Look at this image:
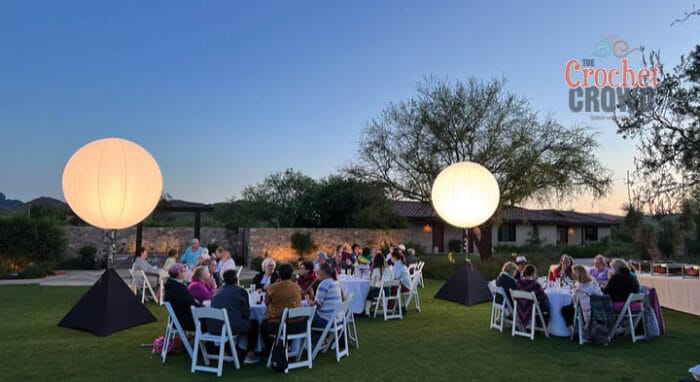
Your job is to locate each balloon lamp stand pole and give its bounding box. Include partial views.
[108,230,116,269]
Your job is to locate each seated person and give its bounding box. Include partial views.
[405,248,418,265]
[548,254,574,283]
[261,263,304,354]
[162,248,179,275]
[391,250,412,293]
[495,261,518,307]
[603,258,640,311]
[589,254,610,285]
[164,264,202,332]
[215,248,236,287]
[131,247,160,291]
[514,256,527,280]
[561,265,602,339]
[180,238,204,269]
[306,262,342,329]
[252,258,280,291]
[340,243,357,274]
[296,261,317,295]
[516,265,550,324]
[364,253,392,315]
[187,266,216,303]
[207,270,261,364]
[207,258,220,288]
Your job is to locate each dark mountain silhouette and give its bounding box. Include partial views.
[0,193,23,208]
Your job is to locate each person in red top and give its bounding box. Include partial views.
[549,254,574,282]
[296,261,317,294]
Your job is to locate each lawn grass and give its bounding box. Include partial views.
[1,280,699,381]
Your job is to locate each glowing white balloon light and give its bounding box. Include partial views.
[62,138,163,230]
[431,161,500,228]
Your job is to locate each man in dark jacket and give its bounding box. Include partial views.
[208,270,261,364]
[163,264,202,331]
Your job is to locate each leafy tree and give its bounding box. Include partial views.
[215,170,406,229]
[347,77,612,259]
[240,169,319,227]
[290,231,317,260]
[616,46,700,214]
[28,204,66,223]
[313,176,407,229]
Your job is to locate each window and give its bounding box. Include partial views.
[583,226,598,242]
[497,224,516,242]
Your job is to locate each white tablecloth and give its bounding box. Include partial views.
[545,289,573,336]
[637,273,700,316]
[338,276,371,314]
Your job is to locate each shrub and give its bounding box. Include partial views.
[447,239,464,253]
[250,254,266,273]
[420,253,462,280]
[55,256,83,270]
[17,263,54,279]
[0,216,66,262]
[290,231,317,260]
[79,245,97,270]
[404,240,427,258]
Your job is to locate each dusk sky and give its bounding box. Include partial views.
[1,1,697,214]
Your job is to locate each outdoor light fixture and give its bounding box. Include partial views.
[62,137,163,231]
[62,137,163,267]
[568,227,575,236]
[431,161,500,229]
[423,224,432,233]
[58,137,160,336]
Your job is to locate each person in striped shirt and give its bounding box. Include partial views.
[306,262,342,328]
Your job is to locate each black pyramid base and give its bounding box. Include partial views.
[434,260,492,306]
[58,268,157,336]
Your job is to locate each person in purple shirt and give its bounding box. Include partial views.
[589,255,610,285]
[188,266,216,302]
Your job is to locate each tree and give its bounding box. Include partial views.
[347,77,612,259]
[313,176,407,229]
[215,170,406,229]
[616,46,700,213]
[240,169,319,227]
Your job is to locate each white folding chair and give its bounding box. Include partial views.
[572,301,586,345]
[162,301,194,363]
[266,306,316,373]
[416,261,425,288]
[608,292,647,343]
[510,289,549,340]
[487,284,513,332]
[344,293,359,348]
[373,280,403,321]
[130,268,159,304]
[190,306,240,377]
[312,300,351,362]
[402,274,421,313]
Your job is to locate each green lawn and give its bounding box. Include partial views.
[1,281,698,382]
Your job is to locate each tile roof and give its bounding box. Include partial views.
[393,201,621,226]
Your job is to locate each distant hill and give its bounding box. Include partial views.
[0,194,217,219]
[0,192,23,208]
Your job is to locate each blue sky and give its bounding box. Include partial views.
[1,0,697,214]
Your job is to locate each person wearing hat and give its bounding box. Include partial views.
[181,238,204,269]
[515,256,528,280]
[164,264,202,331]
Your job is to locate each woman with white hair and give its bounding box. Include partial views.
[252,257,279,291]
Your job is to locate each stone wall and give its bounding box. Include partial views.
[65,226,240,259]
[242,227,431,265]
